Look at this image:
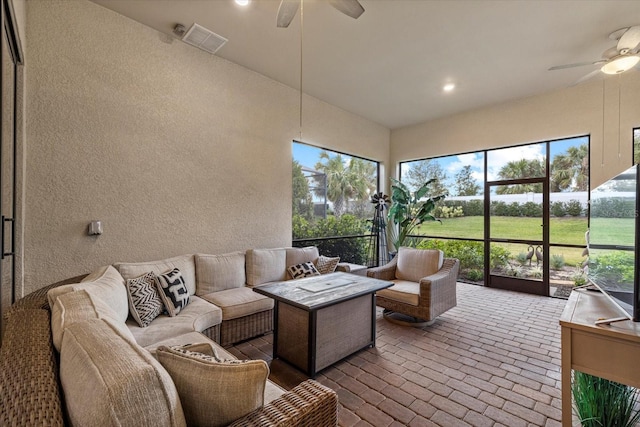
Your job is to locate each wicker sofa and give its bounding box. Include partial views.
[0,246,340,426]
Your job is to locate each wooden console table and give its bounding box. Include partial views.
[560,289,640,426]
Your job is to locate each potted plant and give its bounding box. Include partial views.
[387,178,446,251]
[572,371,640,427]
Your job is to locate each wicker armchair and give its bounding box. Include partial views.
[367,247,460,326]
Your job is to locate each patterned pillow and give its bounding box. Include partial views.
[287,262,321,279]
[155,268,190,317]
[125,272,164,327]
[156,344,268,427]
[315,255,340,275]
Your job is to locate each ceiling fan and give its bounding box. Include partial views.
[549,25,640,83]
[276,0,364,28]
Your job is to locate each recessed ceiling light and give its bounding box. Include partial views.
[443,83,456,92]
[235,0,250,6]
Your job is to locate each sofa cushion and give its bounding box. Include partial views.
[60,319,186,427]
[200,288,274,321]
[376,280,420,306]
[245,248,286,287]
[51,289,133,352]
[157,343,268,427]
[126,271,165,327]
[395,247,444,283]
[155,268,190,317]
[116,254,197,296]
[315,255,341,275]
[287,262,321,279]
[126,296,222,347]
[195,252,246,295]
[285,246,319,279]
[47,265,129,322]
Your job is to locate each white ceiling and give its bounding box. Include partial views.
[90,0,640,129]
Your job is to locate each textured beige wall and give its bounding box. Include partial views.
[23,0,389,292]
[391,73,640,188]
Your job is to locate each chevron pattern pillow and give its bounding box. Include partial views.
[287,262,321,279]
[155,268,190,317]
[125,271,164,327]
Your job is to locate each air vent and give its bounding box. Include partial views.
[181,23,228,55]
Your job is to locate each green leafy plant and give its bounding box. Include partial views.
[388,178,446,251]
[573,371,640,427]
[550,254,565,270]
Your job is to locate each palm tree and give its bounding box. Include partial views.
[313,152,376,217]
[496,158,545,194]
[551,144,588,192]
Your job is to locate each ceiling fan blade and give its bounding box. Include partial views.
[277,0,300,28]
[601,46,619,60]
[617,25,640,51]
[328,0,365,20]
[548,61,600,71]
[572,69,602,86]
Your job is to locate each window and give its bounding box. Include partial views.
[398,135,589,296]
[292,142,379,264]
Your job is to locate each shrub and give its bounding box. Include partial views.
[417,239,484,271]
[551,201,566,217]
[463,199,484,216]
[437,205,464,219]
[590,197,636,218]
[465,269,484,282]
[491,201,508,216]
[516,252,529,266]
[589,251,635,284]
[520,202,542,217]
[292,214,369,264]
[490,245,511,269]
[566,200,584,217]
[529,266,543,279]
[550,254,565,270]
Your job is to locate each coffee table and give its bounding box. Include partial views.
[253,272,392,377]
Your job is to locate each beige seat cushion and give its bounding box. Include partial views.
[60,318,186,427]
[51,289,133,352]
[285,246,319,279]
[47,265,129,322]
[126,296,222,347]
[157,343,268,427]
[116,254,197,296]
[201,287,274,320]
[395,247,444,282]
[195,252,246,295]
[376,280,420,306]
[245,248,286,287]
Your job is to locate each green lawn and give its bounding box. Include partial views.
[416,216,588,244]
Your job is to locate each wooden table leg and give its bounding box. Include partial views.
[561,324,572,426]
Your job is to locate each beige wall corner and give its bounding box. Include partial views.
[23,0,389,293]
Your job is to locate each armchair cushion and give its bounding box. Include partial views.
[395,247,443,282]
[376,280,419,306]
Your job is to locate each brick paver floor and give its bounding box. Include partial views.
[228,282,568,427]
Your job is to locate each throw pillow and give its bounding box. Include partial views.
[126,272,164,327]
[315,255,340,275]
[156,343,268,427]
[155,268,190,317]
[287,262,321,279]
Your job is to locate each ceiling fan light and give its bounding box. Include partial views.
[601,55,640,75]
